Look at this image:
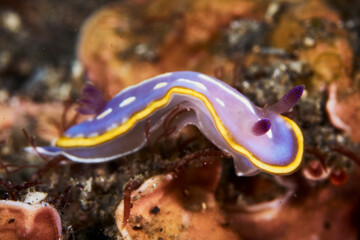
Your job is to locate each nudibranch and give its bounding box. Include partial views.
[32,71,304,176]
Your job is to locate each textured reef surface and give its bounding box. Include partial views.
[0,0,360,239]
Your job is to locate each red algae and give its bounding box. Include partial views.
[0,98,87,142]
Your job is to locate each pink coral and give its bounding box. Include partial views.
[115,156,240,240]
[0,200,62,240]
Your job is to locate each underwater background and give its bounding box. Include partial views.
[0,0,360,239]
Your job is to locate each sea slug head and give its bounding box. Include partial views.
[250,85,305,136]
[232,85,305,176]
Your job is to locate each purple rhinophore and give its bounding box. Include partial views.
[268,85,305,114]
[76,84,107,115]
[252,118,271,136]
